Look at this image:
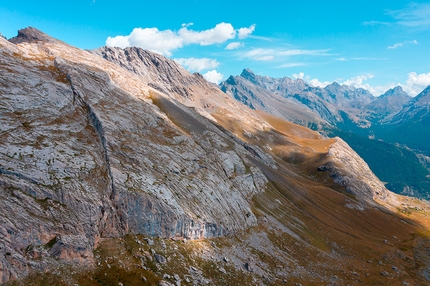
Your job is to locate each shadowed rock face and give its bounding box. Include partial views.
[1,28,430,284]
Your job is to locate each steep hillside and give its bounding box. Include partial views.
[2,28,430,285]
[377,86,430,156]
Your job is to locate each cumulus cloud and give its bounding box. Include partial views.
[238,24,256,39]
[309,78,332,88]
[174,58,219,72]
[340,74,400,96]
[402,72,430,96]
[292,72,306,79]
[106,22,255,56]
[387,40,418,49]
[106,28,183,56]
[225,42,244,50]
[342,74,374,86]
[203,70,224,84]
[178,22,235,46]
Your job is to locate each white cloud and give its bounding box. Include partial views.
[106,28,183,56]
[238,24,256,39]
[203,70,224,84]
[342,74,374,86]
[401,72,430,96]
[387,40,418,49]
[309,78,332,88]
[292,72,305,79]
[174,58,219,72]
[178,22,235,46]
[225,42,244,50]
[340,74,399,96]
[106,22,254,56]
[293,72,331,88]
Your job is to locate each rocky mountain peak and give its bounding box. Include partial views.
[240,68,257,82]
[326,81,341,90]
[8,26,57,44]
[413,85,430,104]
[380,86,409,98]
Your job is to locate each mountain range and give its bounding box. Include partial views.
[1,27,430,285]
[221,69,430,199]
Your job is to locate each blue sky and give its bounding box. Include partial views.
[1,0,430,96]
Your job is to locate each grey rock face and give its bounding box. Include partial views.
[0,33,268,282]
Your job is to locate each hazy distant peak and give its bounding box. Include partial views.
[380,86,409,98]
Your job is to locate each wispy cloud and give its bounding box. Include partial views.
[387,39,418,49]
[241,48,331,61]
[278,62,307,68]
[174,58,219,72]
[247,35,276,42]
[351,57,387,61]
[388,2,430,28]
[255,55,274,61]
[362,20,391,26]
[106,22,256,56]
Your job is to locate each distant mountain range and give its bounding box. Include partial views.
[221,69,430,198]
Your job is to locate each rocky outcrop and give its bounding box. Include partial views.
[8,26,59,44]
[318,138,389,203]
